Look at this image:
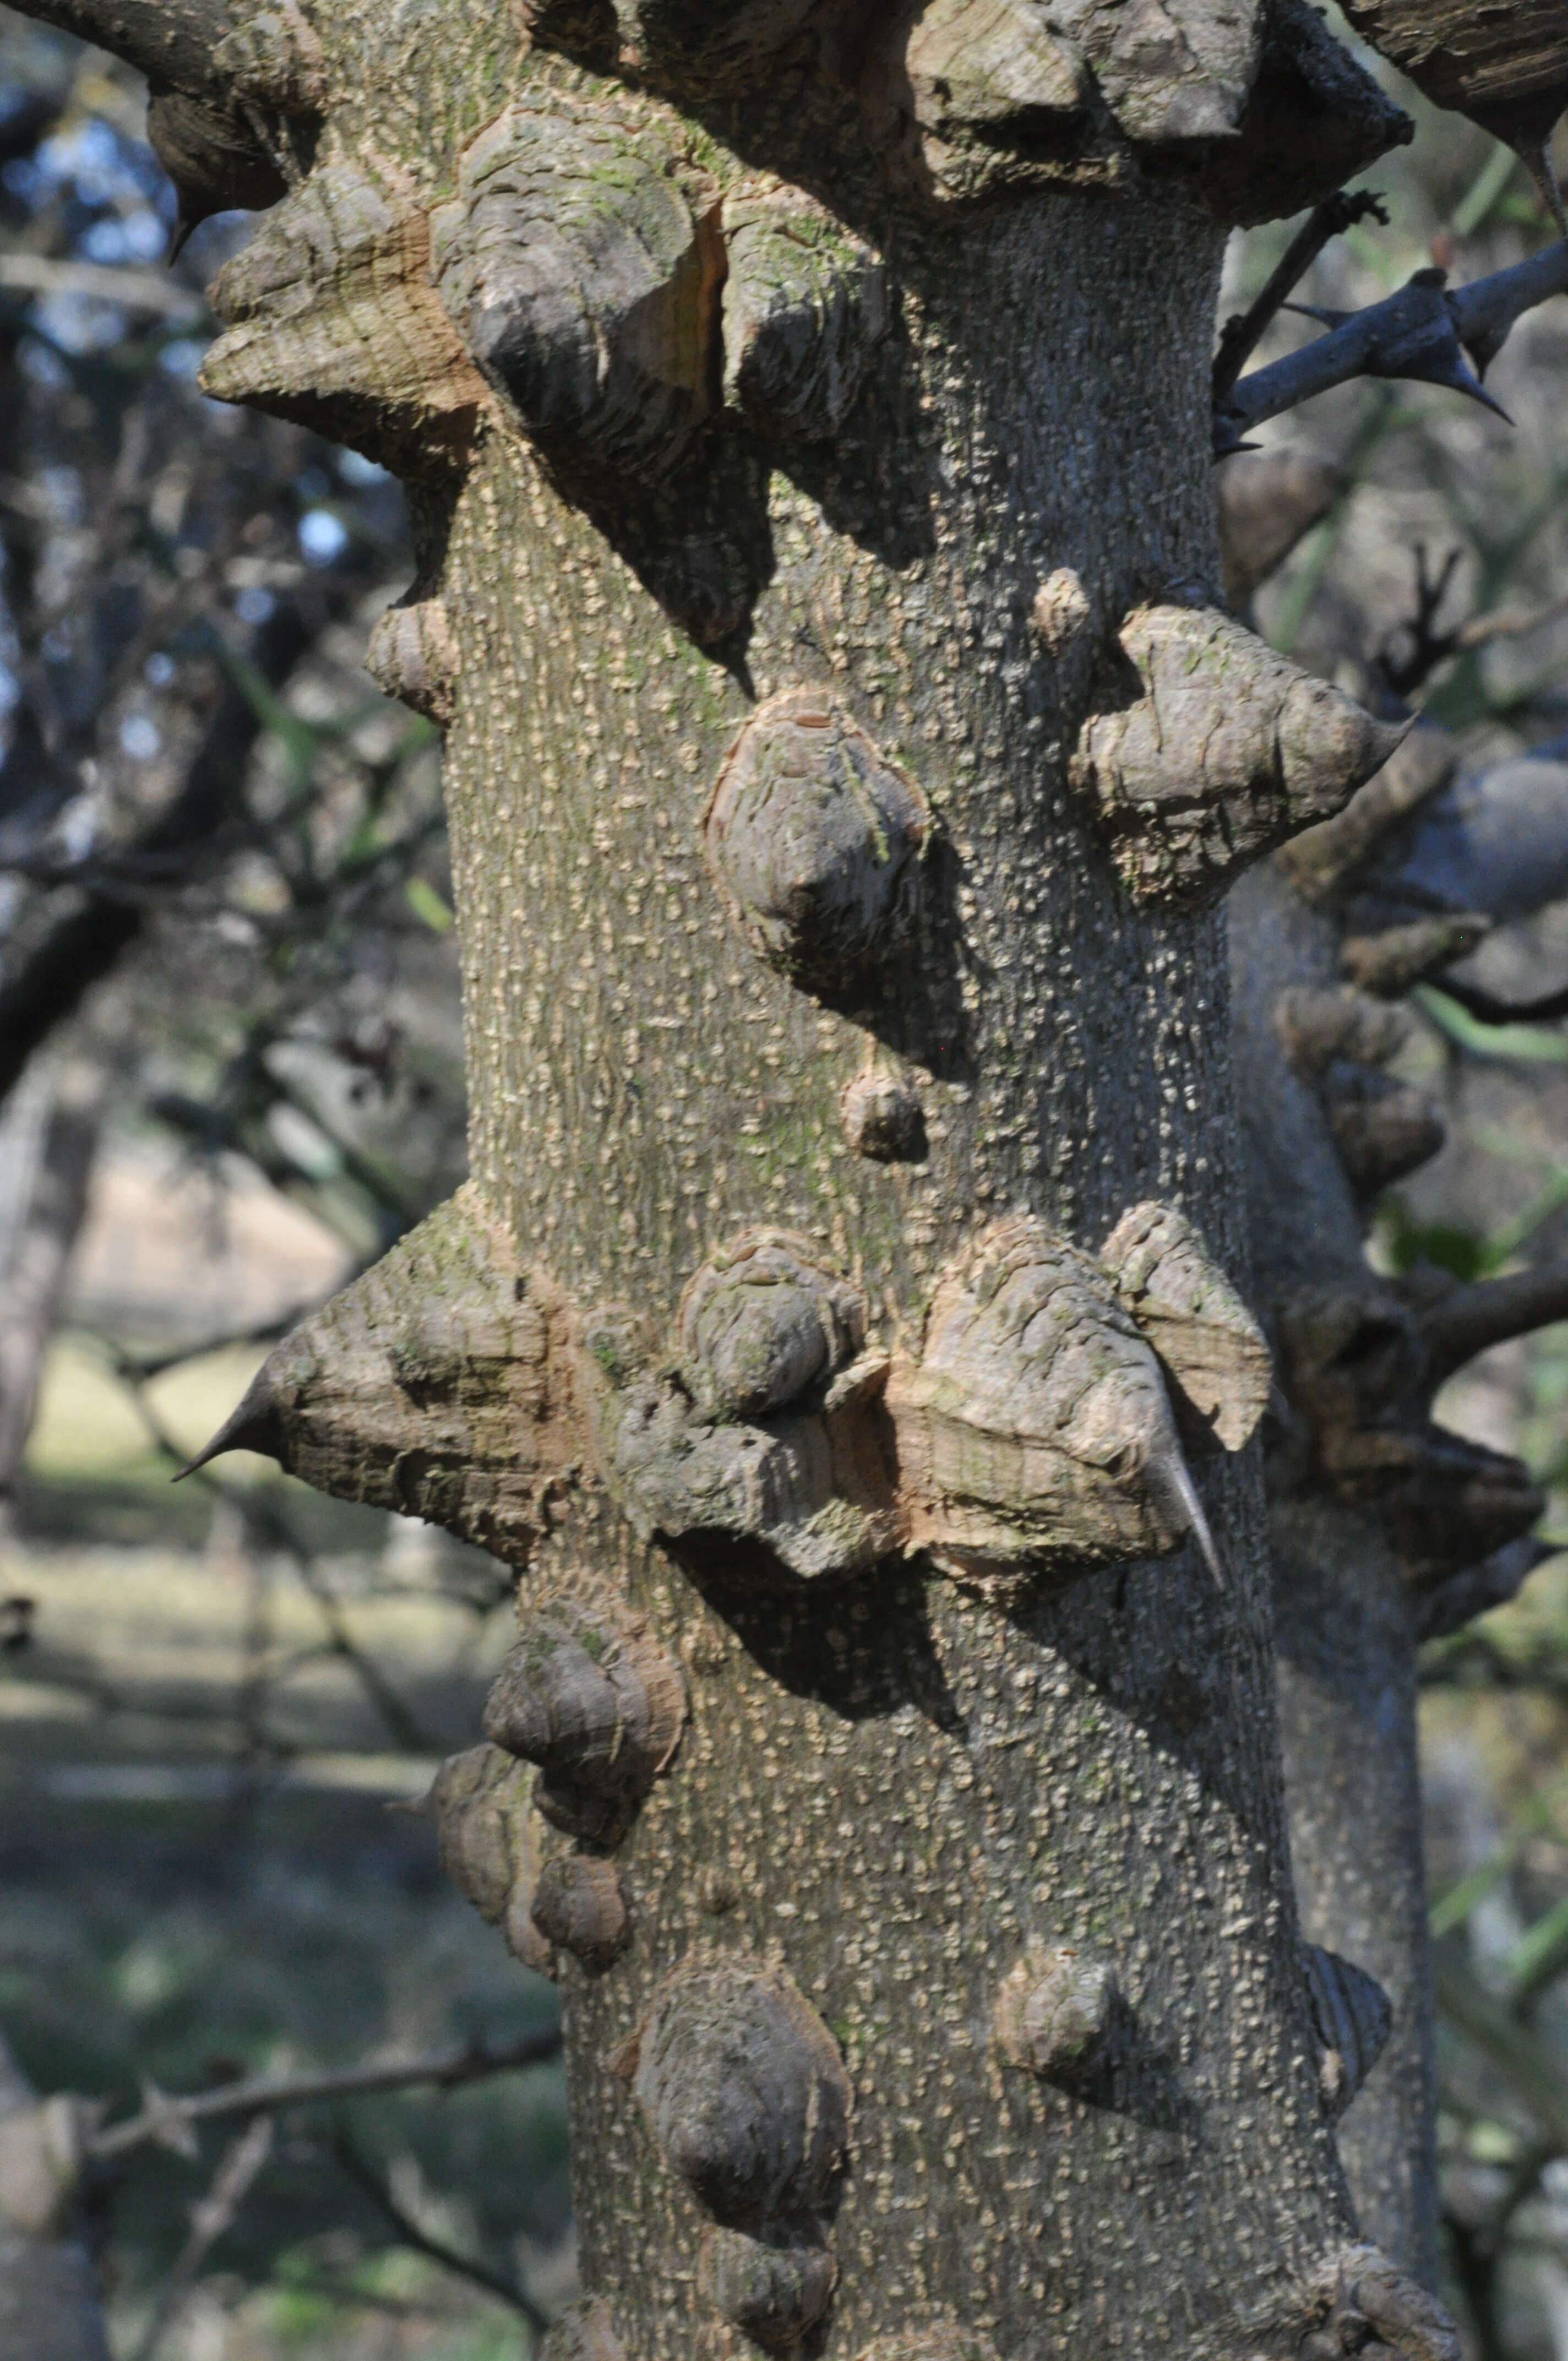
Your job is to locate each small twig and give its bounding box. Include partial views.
[330,2126,549,2330]
[1211,187,1389,405]
[90,2027,563,2163]
[1376,542,1464,698]
[1217,244,1568,453]
[131,2115,275,2361]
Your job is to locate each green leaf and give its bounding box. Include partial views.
[405,876,454,933]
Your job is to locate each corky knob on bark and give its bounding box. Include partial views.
[1099,1200,1270,1453]
[1303,1945,1392,2121]
[886,1215,1224,1591]
[200,158,489,479]
[633,1957,850,2338]
[431,91,723,482]
[1337,0,1568,230]
[527,1854,628,1968]
[723,187,887,442]
[594,1231,897,1580]
[420,1744,554,1978]
[994,1944,1115,2085]
[1071,599,1404,908]
[704,687,929,992]
[1266,2244,1462,2360]
[146,94,287,258]
[176,1186,579,1569]
[678,1230,864,1421]
[840,1062,925,1162]
[482,1586,686,1845]
[700,2221,837,2348]
[365,597,461,726]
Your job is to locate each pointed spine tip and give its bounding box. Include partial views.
[1147,1444,1226,1592]
[172,1364,283,1481]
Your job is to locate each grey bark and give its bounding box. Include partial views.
[0,1053,105,1530]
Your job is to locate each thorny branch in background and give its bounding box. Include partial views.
[1211,186,1391,406]
[131,2114,275,2361]
[1215,243,1568,454]
[91,2028,565,2164]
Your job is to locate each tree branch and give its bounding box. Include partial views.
[90,2028,563,2164]
[329,2129,548,2330]
[129,2116,274,2361]
[1,0,237,105]
[1211,187,1389,406]
[1419,1263,1568,1385]
[1216,246,1568,454]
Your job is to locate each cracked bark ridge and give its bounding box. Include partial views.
[1071,597,1404,909]
[1267,2242,1463,2360]
[538,2294,628,2361]
[200,156,491,479]
[364,597,462,726]
[993,1943,1115,2083]
[722,186,887,440]
[421,1743,556,1978]
[593,1238,897,1580]
[633,1956,850,2338]
[1099,1199,1271,1452]
[431,91,724,483]
[178,1185,581,1566]
[1303,1945,1393,2121]
[528,1853,629,1967]
[885,1214,1223,1590]
[703,688,929,992]
[481,1584,686,1844]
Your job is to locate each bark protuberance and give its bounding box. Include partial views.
[59,0,1467,2348]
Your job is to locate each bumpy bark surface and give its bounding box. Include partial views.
[18,0,1545,2351]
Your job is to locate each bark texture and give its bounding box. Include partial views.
[17,0,1493,2352]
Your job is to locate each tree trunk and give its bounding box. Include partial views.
[0,1054,105,1536]
[7,3,1478,2354]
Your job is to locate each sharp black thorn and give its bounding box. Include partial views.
[172,1364,282,1481]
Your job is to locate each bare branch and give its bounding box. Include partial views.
[1211,187,1389,406]
[1419,1261,1568,1385]
[330,2129,548,2330]
[90,2028,563,2164]
[1216,246,1568,454]
[130,2117,274,2361]
[1,0,237,106]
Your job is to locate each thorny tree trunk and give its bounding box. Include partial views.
[16,0,1565,2354]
